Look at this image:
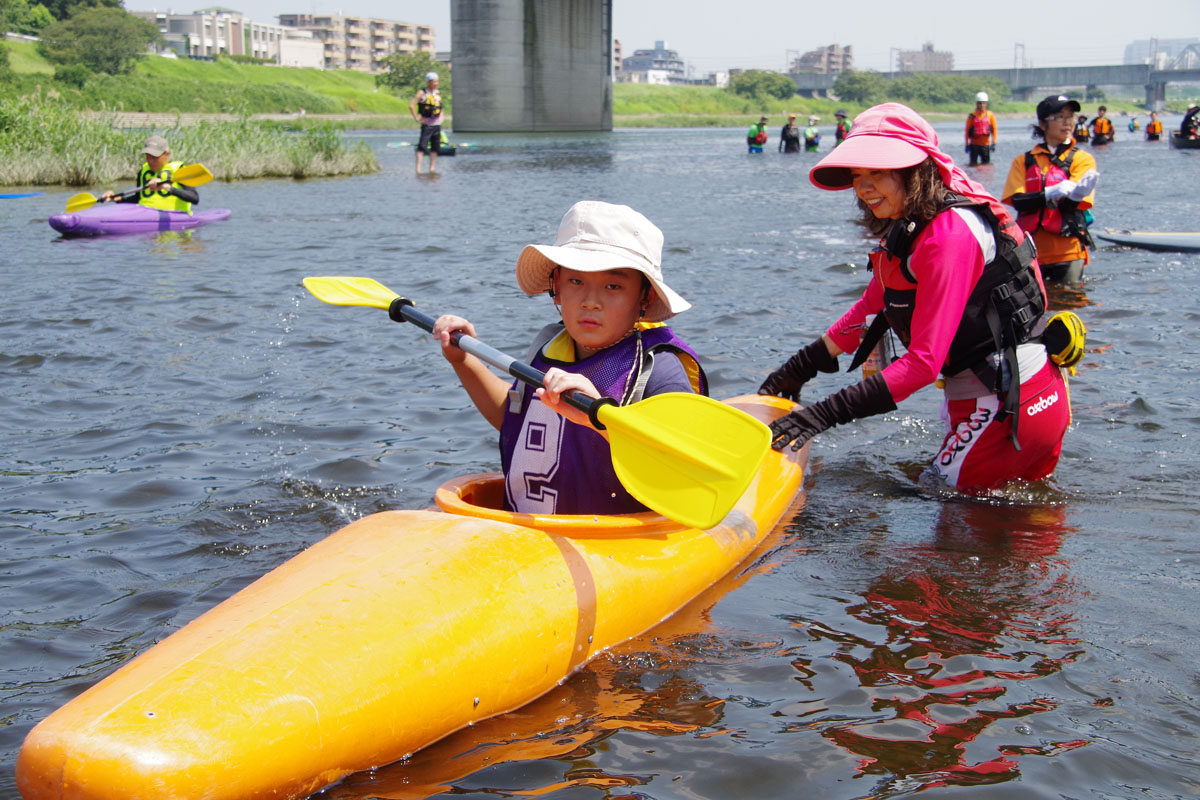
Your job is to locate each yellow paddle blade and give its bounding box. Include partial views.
[65,192,98,213]
[173,163,213,187]
[598,392,771,530]
[302,276,399,310]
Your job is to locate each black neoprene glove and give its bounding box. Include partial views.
[1007,191,1046,213]
[769,373,897,451]
[758,338,839,402]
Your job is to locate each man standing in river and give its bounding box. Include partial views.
[410,71,444,175]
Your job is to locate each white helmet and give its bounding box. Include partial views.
[975,91,989,103]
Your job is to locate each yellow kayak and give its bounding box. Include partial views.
[17,395,807,800]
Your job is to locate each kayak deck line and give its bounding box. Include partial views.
[17,394,808,800]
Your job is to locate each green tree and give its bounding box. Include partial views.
[1,0,55,34]
[375,51,449,100]
[728,69,797,101]
[37,7,160,75]
[53,63,91,87]
[889,73,1009,105]
[832,70,887,104]
[40,0,120,22]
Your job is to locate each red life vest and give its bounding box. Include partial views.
[1015,148,1076,236]
[969,112,992,138]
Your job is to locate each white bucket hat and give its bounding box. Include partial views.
[515,201,690,322]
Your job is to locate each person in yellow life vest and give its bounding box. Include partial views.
[964,91,997,165]
[1003,95,1099,285]
[1073,115,1089,144]
[101,135,197,213]
[1088,105,1114,145]
[1145,111,1163,141]
[410,71,444,174]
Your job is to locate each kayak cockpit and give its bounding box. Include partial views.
[435,473,680,536]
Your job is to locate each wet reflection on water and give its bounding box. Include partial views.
[806,501,1080,793]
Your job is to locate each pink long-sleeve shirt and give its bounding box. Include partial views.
[826,209,994,403]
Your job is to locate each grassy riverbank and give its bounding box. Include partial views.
[2,39,408,115]
[610,83,1163,127]
[0,95,378,186]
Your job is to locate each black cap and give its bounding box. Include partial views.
[1036,95,1081,120]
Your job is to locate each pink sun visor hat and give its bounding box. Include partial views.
[809,103,938,191]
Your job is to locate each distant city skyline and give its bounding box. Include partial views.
[197,1,1200,74]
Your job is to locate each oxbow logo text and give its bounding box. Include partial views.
[1026,392,1059,416]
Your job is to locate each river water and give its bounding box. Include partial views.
[3,118,1199,799]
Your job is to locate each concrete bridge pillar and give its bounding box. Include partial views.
[450,0,613,132]
[1145,82,1166,111]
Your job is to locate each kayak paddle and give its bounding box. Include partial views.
[302,276,770,530]
[64,164,214,213]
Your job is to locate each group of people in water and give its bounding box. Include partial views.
[748,109,853,153]
[432,95,1106,519]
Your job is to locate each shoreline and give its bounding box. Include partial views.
[87,109,1160,131]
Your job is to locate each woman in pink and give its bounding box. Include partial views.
[759,103,1071,492]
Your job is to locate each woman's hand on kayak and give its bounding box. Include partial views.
[432,315,475,364]
[536,368,600,429]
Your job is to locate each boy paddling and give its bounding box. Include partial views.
[432,201,707,515]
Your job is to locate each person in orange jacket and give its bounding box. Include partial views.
[964,91,998,165]
[1003,96,1099,285]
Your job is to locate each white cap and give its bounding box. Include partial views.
[976,91,989,103]
[425,71,438,81]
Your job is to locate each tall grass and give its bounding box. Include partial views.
[0,94,378,185]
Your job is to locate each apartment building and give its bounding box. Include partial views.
[130,7,328,67]
[131,7,274,59]
[277,13,436,73]
[790,44,854,75]
[897,41,954,73]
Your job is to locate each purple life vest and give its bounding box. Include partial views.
[499,325,706,515]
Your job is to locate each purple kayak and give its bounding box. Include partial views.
[49,203,231,237]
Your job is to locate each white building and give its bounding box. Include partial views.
[130,7,281,60]
[278,29,324,70]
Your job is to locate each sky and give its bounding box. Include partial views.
[186,0,1199,73]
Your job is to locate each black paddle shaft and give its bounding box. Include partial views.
[387,297,614,428]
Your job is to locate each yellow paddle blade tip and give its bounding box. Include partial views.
[602,393,771,530]
[302,276,399,309]
[64,193,97,213]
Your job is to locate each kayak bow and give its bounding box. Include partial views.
[16,395,807,800]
